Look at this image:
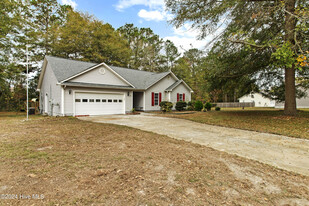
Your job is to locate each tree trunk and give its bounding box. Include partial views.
[284,0,297,116]
[284,66,296,115]
[224,94,228,102]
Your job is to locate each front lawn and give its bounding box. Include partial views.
[0,113,308,205]
[159,108,309,139]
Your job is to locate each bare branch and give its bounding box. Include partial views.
[284,8,308,21]
[228,39,268,48]
[294,30,304,53]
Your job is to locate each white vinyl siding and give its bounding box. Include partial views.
[40,62,62,116]
[144,75,176,111]
[170,83,192,106]
[239,93,275,107]
[69,65,130,87]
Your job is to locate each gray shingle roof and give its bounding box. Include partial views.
[46,56,173,90]
[109,66,170,90]
[165,80,183,91]
[46,56,97,82]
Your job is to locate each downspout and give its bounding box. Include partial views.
[50,85,52,116]
[51,102,53,116]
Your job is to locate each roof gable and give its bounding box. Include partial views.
[67,64,133,87]
[46,56,97,82]
[109,66,175,90]
[165,80,193,92]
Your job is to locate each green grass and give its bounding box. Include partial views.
[161,107,309,139]
[0,111,27,117]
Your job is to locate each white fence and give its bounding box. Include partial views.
[214,102,255,108]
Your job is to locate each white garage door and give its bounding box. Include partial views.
[75,92,125,115]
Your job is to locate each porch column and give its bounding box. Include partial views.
[61,86,65,116]
[143,92,146,111]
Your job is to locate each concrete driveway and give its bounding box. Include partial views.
[79,113,309,176]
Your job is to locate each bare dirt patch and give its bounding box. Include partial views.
[0,114,308,205]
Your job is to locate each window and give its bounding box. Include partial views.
[75,99,81,102]
[96,99,101,102]
[82,99,88,102]
[179,94,183,102]
[177,93,185,102]
[108,99,112,102]
[89,99,94,102]
[152,92,161,106]
[113,99,118,103]
[154,93,159,106]
[251,95,254,98]
[102,99,107,102]
[119,99,123,103]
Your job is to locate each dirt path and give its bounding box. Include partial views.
[80,113,309,176]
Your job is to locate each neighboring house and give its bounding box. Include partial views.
[238,93,276,107]
[275,89,309,109]
[37,56,193,116]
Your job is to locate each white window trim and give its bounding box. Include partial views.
[179,93,183,102]
[154,93,159,106]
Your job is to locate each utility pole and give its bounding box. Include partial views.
[26,45,29,121]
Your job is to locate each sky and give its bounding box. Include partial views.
[59,0,216,53]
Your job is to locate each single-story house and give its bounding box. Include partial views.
[37,56,193,116]
[239,91,309,108]
[238,93,276,107]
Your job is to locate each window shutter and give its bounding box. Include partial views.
[152,92,154,106]
[159,92,162,104]
[177,93,179,102]
[183,93,185,101]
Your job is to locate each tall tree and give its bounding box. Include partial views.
[163,40,180,71]
[29,0,70,59]
[166,0,309,115]
[1,0,69,111]
[203,38,271,102]
[118,24,166,72]
[0,0,27,111]
[52,10,131,66]
[173,48,207,100]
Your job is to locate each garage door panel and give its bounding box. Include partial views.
[75,92,124,115]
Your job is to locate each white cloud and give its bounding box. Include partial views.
[163,24,206,52]
[165,23,224,53]
[61,0,77,9]
[115,0,171,22]
[163,36,209,52]
[172,23,199,38]
[138,9,165,21]
[115,0,164,11]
